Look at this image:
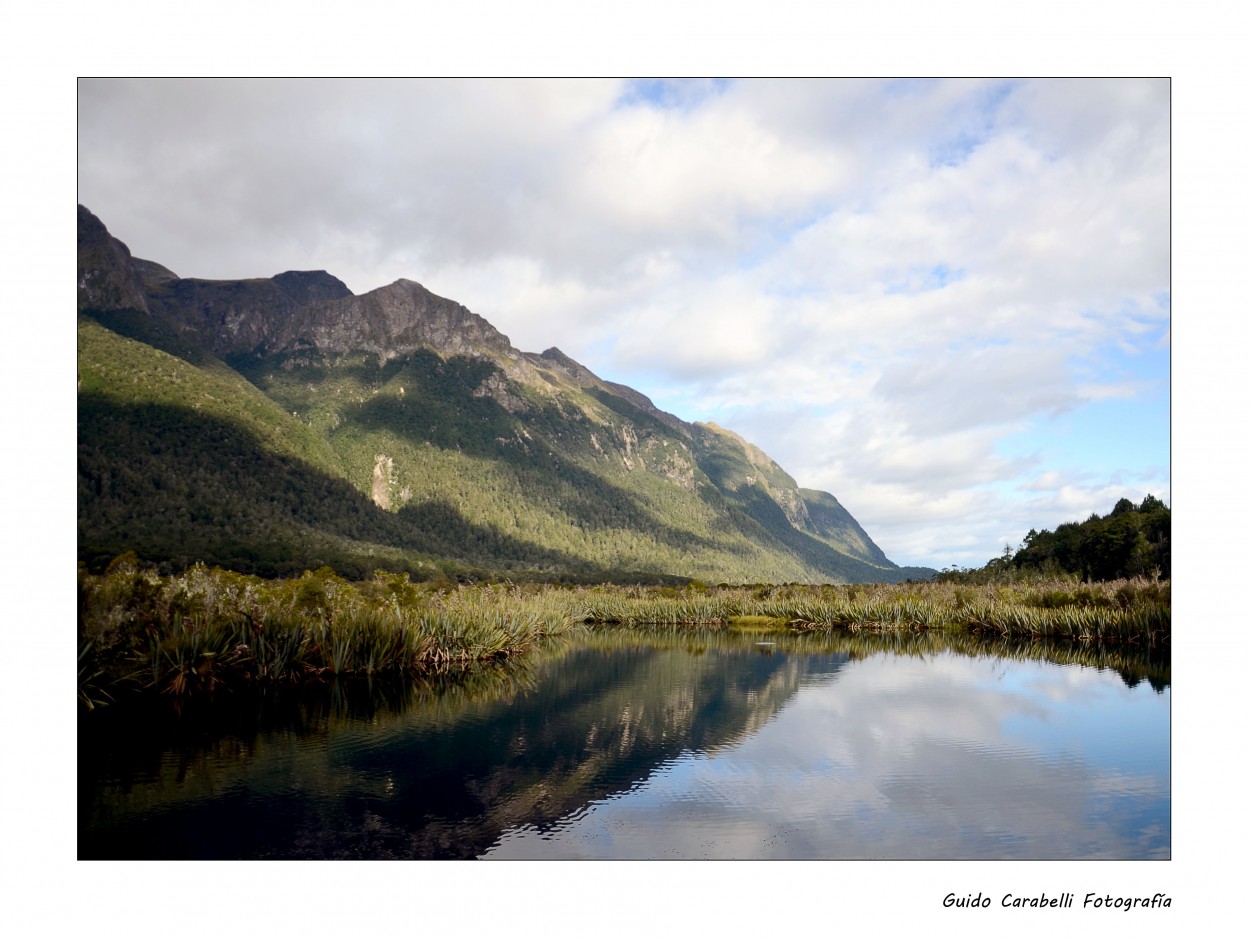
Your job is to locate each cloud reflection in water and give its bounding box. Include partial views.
[481,652,1170,859]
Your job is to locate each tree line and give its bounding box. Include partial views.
[938,495,1170,583]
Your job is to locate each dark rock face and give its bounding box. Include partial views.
[144,273,352,357]
[280,279,521,364]
[271,270,354,307]
[77,205,151,314]
[146,277,307,355]
[79,207,518,366]
[131,258,179,287]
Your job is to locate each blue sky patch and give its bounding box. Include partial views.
[883,263,966,294]
[616,78,732,111]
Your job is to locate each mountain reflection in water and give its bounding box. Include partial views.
[79,629,1169,859]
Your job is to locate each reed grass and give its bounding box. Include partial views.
[78,563,580,700]
[78,563,1168,703]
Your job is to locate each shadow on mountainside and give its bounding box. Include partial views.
[77,393,603,578]
[81,308,226,372]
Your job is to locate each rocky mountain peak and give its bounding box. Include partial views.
[77,204,150,314]
[305,278,522,364]
[537,347,596,383]
[77,207,526,366]
[131,258,180,287]
[271,270,352,306]
[528,348,689,437]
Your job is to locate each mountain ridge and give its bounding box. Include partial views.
[76,205,933,583]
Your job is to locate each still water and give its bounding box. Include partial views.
[80,629,1169,859]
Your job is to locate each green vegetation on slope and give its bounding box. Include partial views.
[76,201,921,585]
[79,318,456,577]
[229,345,915,583]
[78,318,813,581]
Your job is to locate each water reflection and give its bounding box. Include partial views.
[80,630,1168,860]
[484,651,1169,859]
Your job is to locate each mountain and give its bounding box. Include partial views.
[77,205,933,583]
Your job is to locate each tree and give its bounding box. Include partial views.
[1004,497,1170,582]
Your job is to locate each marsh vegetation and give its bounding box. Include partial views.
[78,555,1169,707]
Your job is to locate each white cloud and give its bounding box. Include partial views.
[77,78,1170,570]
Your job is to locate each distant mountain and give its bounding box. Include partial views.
[77,205,933,583]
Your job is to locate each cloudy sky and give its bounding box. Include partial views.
[77,78,1170,569]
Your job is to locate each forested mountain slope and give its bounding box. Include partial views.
[78,205,931,583]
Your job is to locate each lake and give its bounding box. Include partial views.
[79,628,1169,859]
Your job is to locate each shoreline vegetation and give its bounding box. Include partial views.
[79,555,1170,708]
